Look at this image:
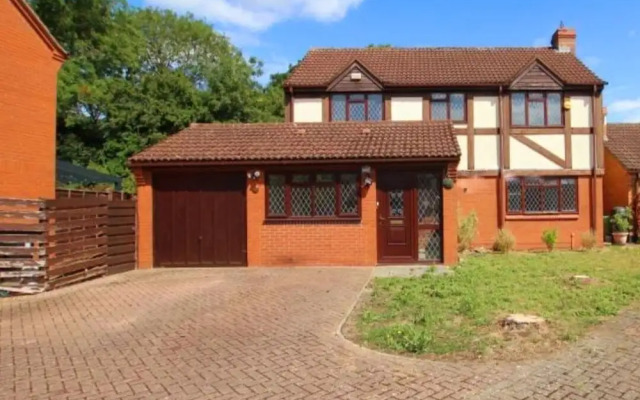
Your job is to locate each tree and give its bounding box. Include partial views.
[29,2,286,192]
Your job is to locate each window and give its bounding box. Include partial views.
[267,172,360,219]
[507,177,577,214]
[331,94,383,121]
[511,92,562,126]
[430,93,465,122]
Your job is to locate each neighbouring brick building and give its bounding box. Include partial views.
[603,123,640,236]
[131,26,606,268]
[0,0,66,200]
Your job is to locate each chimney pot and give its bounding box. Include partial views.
[551,27,576,54]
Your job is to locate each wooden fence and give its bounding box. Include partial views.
[0,192,135,294]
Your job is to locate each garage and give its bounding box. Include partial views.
[153,172,247,267]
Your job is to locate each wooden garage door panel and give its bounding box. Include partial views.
[153,172,247,267]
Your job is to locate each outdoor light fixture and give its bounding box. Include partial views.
[246,170,261,180]
[361,165,372,187]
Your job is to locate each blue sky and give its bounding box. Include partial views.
[128,0,640,122]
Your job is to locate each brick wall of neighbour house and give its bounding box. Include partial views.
[0,0,63,200]
[456,176,603,250]
[603,148,634,215]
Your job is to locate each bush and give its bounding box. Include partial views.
[541,228,558,251]
[457,210,478,252]
[581,230,597,250]
[493,229,515,253]
[609,207,633,233]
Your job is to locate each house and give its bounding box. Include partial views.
[0,0,66,200]
[603,123,640,234]
[130,26,606,268]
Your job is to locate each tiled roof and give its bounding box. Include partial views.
[284,47,604,88]
[129,121,460,164]
[606,124,640,172]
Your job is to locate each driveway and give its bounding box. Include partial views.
[1,268,640,399]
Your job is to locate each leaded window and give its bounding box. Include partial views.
[511,92,563,127]
[506,176,577,214]
[430,93,466,122]
[266,172,360,219]
[330,94,383,121]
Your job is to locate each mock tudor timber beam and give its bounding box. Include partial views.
[511,135,566,168]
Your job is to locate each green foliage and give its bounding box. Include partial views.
[457,209,478,252]
[581,230,598,250]
[493,229,515,253]
[29,0,290,193]
[357,247,640,357]
[609,207,633,233]
[541,228,558,251]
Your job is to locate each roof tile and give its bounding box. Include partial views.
[606,124,640,172]
[129,121,460,164]
[284,48,603,88]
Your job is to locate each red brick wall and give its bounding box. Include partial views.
[603,148,633,214]
[456,176,602,250]
[0,0,63,200]
[246,170,378,266]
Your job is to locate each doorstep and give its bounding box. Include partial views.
[373,264,451,278]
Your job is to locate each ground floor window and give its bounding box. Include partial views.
[507,176,578,214]
[266,172,360,219]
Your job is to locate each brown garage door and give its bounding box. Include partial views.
[153,172,247,267]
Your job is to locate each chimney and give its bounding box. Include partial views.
[551,26,576,54]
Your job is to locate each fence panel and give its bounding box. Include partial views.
[107,200,136,275]
[0,199,47,294]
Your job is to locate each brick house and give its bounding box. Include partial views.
[603,124,640,235]
[0,0,66,200]
[130,26,606,268]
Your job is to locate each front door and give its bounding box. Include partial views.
[377,172,415,263]
[377,170,443,264]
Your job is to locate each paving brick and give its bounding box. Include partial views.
[1,268,640,399]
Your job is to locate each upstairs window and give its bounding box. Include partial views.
[430,93,465,122]
[267,172,360,220]
[511,92,562,127]
[331,94,383,121]
[507,176,577,215]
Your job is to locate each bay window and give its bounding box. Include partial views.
[507,176,577,215]
[511,92,562,126]
[430,93,465,122]
[267,172,360,219]
[331,94,383,121]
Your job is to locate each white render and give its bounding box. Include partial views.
[509,137,562,170]
[571,134,594,169]
[474,135,500,170]
[292,98,323,123]
[526,134,565,159]
[390,97,423,121]
[473,96,500,128]
[456,135,468,170]
[570,96,593,128]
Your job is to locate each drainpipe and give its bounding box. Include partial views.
[590,85,598,233]
[497,86,505,229]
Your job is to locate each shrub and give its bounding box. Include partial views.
[609,207,633,233]
[457,210,478,252]
[493,229,515,253]
[581,230,597,250]
[541,228,558,251]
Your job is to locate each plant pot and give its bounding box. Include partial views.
[612,232,629,245]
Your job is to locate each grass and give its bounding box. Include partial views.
[355,247,640,359]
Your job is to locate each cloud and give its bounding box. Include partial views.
[607,98,640,122]
[223,30,262,47]
[608,98,640,113]
[144,0,364,31]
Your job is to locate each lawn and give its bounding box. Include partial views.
[354,247,640,360]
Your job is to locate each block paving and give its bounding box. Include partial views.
[1,267,639,399]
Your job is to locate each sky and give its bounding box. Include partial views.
[128,0,640,123]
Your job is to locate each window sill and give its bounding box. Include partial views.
[506,214,579,221]
[264,217,361,225]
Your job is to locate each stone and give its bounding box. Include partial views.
[571,275,592,284]
[502,314,546,328]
